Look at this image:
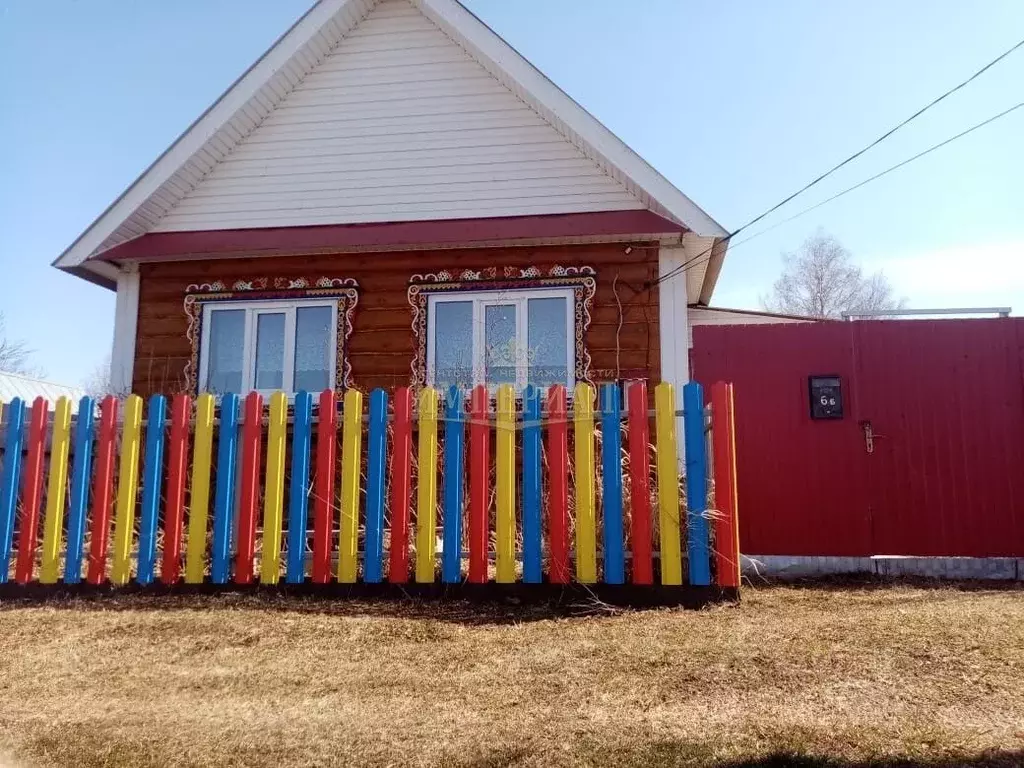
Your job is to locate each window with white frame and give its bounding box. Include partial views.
[426,288,575,391]
[198,299,337,396]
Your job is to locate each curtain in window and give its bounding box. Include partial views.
[527,297,568,386]
[433,301,473,389]
[205,310,245,394]
[254,312,286,391]
[294,305,333,392]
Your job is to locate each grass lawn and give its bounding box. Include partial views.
[0,580,1022,767]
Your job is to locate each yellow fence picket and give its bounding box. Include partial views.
[184,393,215,584]
[39,397,72,584]
[655,383,683,585]
[260,392,288,584]
[111,395,143,585]
[573,383,597,583]
[337,388,363,584]
[495,385,516,583]
[415,387,438,583]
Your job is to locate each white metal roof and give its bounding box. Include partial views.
[0,372,87,410]
[54,0,728,291]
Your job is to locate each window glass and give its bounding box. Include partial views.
[433,301,473,389]
[427,290,574,391]
[294,305,332,392]
[205,309,245,394]
[254,312,286,391]
[527,297,568,386]
[485,304,517,385]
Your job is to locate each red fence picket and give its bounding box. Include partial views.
[388,387,412,584]
[87,396,118,585]
[161,394,191,584]
[235,392,263,584]
[15,398,48,584]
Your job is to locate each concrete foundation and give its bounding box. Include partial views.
[742,555,1024,581]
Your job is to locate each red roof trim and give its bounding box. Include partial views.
[94,211,686,262]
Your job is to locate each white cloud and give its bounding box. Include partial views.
[862,240,1024,314]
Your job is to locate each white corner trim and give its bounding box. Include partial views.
[111,265,140,395]
[415,0,728,238]
[52,0,358,270]
[658,246,689,464]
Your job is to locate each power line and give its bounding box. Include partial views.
[647,35,1024,290]
[732,100,1024,250]
[661,99,1024,283]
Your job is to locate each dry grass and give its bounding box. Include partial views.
[1,580,1023,767]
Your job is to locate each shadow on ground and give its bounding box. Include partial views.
[713,755,1024,768]
[0,574,1019,627]
[0,588,672,626]
[489,744,1024,768]
[0,576,745,624]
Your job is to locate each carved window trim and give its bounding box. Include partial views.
[183,277,359,395]
[407,265,596,391]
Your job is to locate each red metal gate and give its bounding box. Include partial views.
[693,319,1024,557]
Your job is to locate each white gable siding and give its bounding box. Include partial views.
[153,0,642,232]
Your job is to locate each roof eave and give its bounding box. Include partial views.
[92,211,685,263]
[59,260,120,291]
[697,237,729,305]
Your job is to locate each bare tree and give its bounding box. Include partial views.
[0,312,39,375]
[82,354,119,398]
[762,231,907,319]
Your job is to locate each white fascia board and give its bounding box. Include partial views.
[415,0,728,239]
[62,259,121,291]
[52,0,360,271]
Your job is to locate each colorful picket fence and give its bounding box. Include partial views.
[0,381,740,594]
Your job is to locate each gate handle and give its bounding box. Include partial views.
[859,420,886,454]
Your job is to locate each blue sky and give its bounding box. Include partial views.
[1,0,1022,385]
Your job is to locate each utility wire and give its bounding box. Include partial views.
[732,100,1024,252]
[647,36,1024,290]
[663,99,1024,282]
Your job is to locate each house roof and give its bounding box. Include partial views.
[54,0,728,295]
[0,371,87,410]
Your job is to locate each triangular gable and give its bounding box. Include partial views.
[54,0,727,285]
[153,0,645,232]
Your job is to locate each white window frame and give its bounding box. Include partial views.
[198,298,338,397]
[426,287,576,392]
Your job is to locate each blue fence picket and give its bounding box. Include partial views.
[285,391,313,584]
[212,393,240,584]
[64,396,95,584]
[136,395,167,585]
[600,384,625,584]
[441,386,465,584]
[364,388,388,583]
[683,381,711,586]
[0,398,25,583]
[522,385,543,584]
